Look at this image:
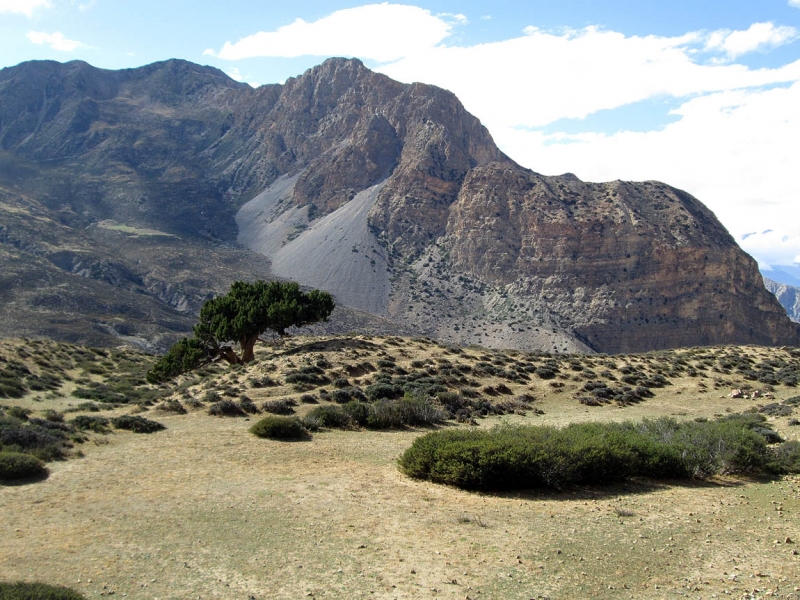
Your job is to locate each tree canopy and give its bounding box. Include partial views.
[147,281,334,383]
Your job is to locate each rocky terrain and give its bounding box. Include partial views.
[0,57,797,352]
[765,277,800,323]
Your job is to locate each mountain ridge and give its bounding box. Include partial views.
[0,56,797,352]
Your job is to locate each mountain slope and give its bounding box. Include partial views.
[764,277,800,323]
[0,57,797,352]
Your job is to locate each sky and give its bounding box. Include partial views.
[2,0,799,271]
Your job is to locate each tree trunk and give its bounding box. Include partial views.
[218,346,241,365]
[240,333,260,363]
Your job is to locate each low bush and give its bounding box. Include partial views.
[250,416,308,439]
[110,415,165,434]
[156,400,187,414]
[1,416,74,461]
[68,415,110,433]
[207,400,244,417]
[770,441,800,474]
[303,405,352,429]
[262,399,296,415]
[0,452,48,481]
[399,415,792,491]
[0,581,85,599]
[71,383,126,404]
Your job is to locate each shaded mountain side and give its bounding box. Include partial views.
[764,277,800,323]
[0,184,410,350]
[0,56,797,352]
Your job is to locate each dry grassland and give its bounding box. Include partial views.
[2,336,800,599]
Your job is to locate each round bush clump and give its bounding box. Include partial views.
[250,416,308,440]
[208,400,245,417]
[110,415,166,434]
[0,452,48,482]
[0,581,86,599]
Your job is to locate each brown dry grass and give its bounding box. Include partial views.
[2,336,800,599]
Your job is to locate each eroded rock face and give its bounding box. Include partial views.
[445,164,797,352]
[1,56,797,352]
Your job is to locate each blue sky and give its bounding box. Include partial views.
[2,0,800,269]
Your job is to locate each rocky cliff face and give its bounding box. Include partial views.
[0,57,797,352]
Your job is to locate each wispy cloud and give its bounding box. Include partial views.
[705,22,797,60]
[0,0,51,17]
[26,30,85,51]
[205,3,463,62]
[790,0,800,8]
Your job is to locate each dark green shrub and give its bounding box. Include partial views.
[110,415,165,434]
[0,452,48,481]
[342,401,369,426]
[262,399,296,415]
[0,581,85,599]
[399,415,787,491]
[146,337,208,384]
[157,400,187,414]
[43,410,64,423]
[759,403,793,417]
[71,383,126,404]
[250,416,307,439]
[7,406,31,420]
[249,375,278,388]
[770,441,800,474]
[534,367,556,380]
[365,381,404,401]
[366,394,447,429]
[68,415,110,433]
[208,400,244,417]
[0,416,73,461]
[303,405,351,429]
[202,390,221,403]
[238,397,259,414]
[332,377,350,389]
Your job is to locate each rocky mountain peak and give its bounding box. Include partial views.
[0,57,797,353]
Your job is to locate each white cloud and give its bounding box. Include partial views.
[790,0,800,8]
[706,22,797,60]
[0,0,50,16]
[26,30,85,51]
[738,231,800,269]
[225,67,259,88]
[378,26,800,128]
[207,3,459,62]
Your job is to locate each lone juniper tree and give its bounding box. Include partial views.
[147,281,334,383]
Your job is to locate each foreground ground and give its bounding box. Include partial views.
[2,336,800,598]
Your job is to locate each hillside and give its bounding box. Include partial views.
[2,336,800,597]
[0,57,797,352]
[765,277,800,323]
